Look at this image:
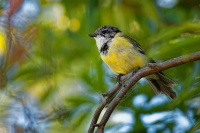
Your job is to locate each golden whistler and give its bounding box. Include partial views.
[89,26,176,99]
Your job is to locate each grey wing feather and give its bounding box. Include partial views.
[120,34,146,55]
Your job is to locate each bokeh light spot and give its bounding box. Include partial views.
[69,18,80,32]
[0,32,6,55]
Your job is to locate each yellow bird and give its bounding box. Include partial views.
[89,25,176,99]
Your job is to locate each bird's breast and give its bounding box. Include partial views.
[101,37,147,74]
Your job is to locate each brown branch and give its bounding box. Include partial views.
[88,51,200,133]
[88,83,121,133]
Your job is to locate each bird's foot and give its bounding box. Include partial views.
[132,67,140,76]
[117,74,123,84]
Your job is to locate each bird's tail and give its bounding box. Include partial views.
[146,72,176,99]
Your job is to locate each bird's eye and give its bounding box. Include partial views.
[102,30,107,34]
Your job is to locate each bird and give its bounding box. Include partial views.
[89,25,176,99]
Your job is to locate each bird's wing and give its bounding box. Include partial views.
[120,34,146,55]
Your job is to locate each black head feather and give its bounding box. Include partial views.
[89,25,121,38]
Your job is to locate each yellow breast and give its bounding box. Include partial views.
[101,36,147,74]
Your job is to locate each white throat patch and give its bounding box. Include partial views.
[94,36,109,51]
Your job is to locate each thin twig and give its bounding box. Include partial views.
[88,51,200,133]
[88,83,121,133]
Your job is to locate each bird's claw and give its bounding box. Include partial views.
[132,67,140,76]
[117,74,123,84]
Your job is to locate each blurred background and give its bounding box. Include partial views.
[0,0,200,133]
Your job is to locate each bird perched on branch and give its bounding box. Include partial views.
[89,25,176,99]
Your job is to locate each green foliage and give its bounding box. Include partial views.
[0,0,200,133]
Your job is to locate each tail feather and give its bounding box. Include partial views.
[147,72,176,99]
[157,72,176,87]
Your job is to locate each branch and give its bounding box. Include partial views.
[88,51,200,133]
